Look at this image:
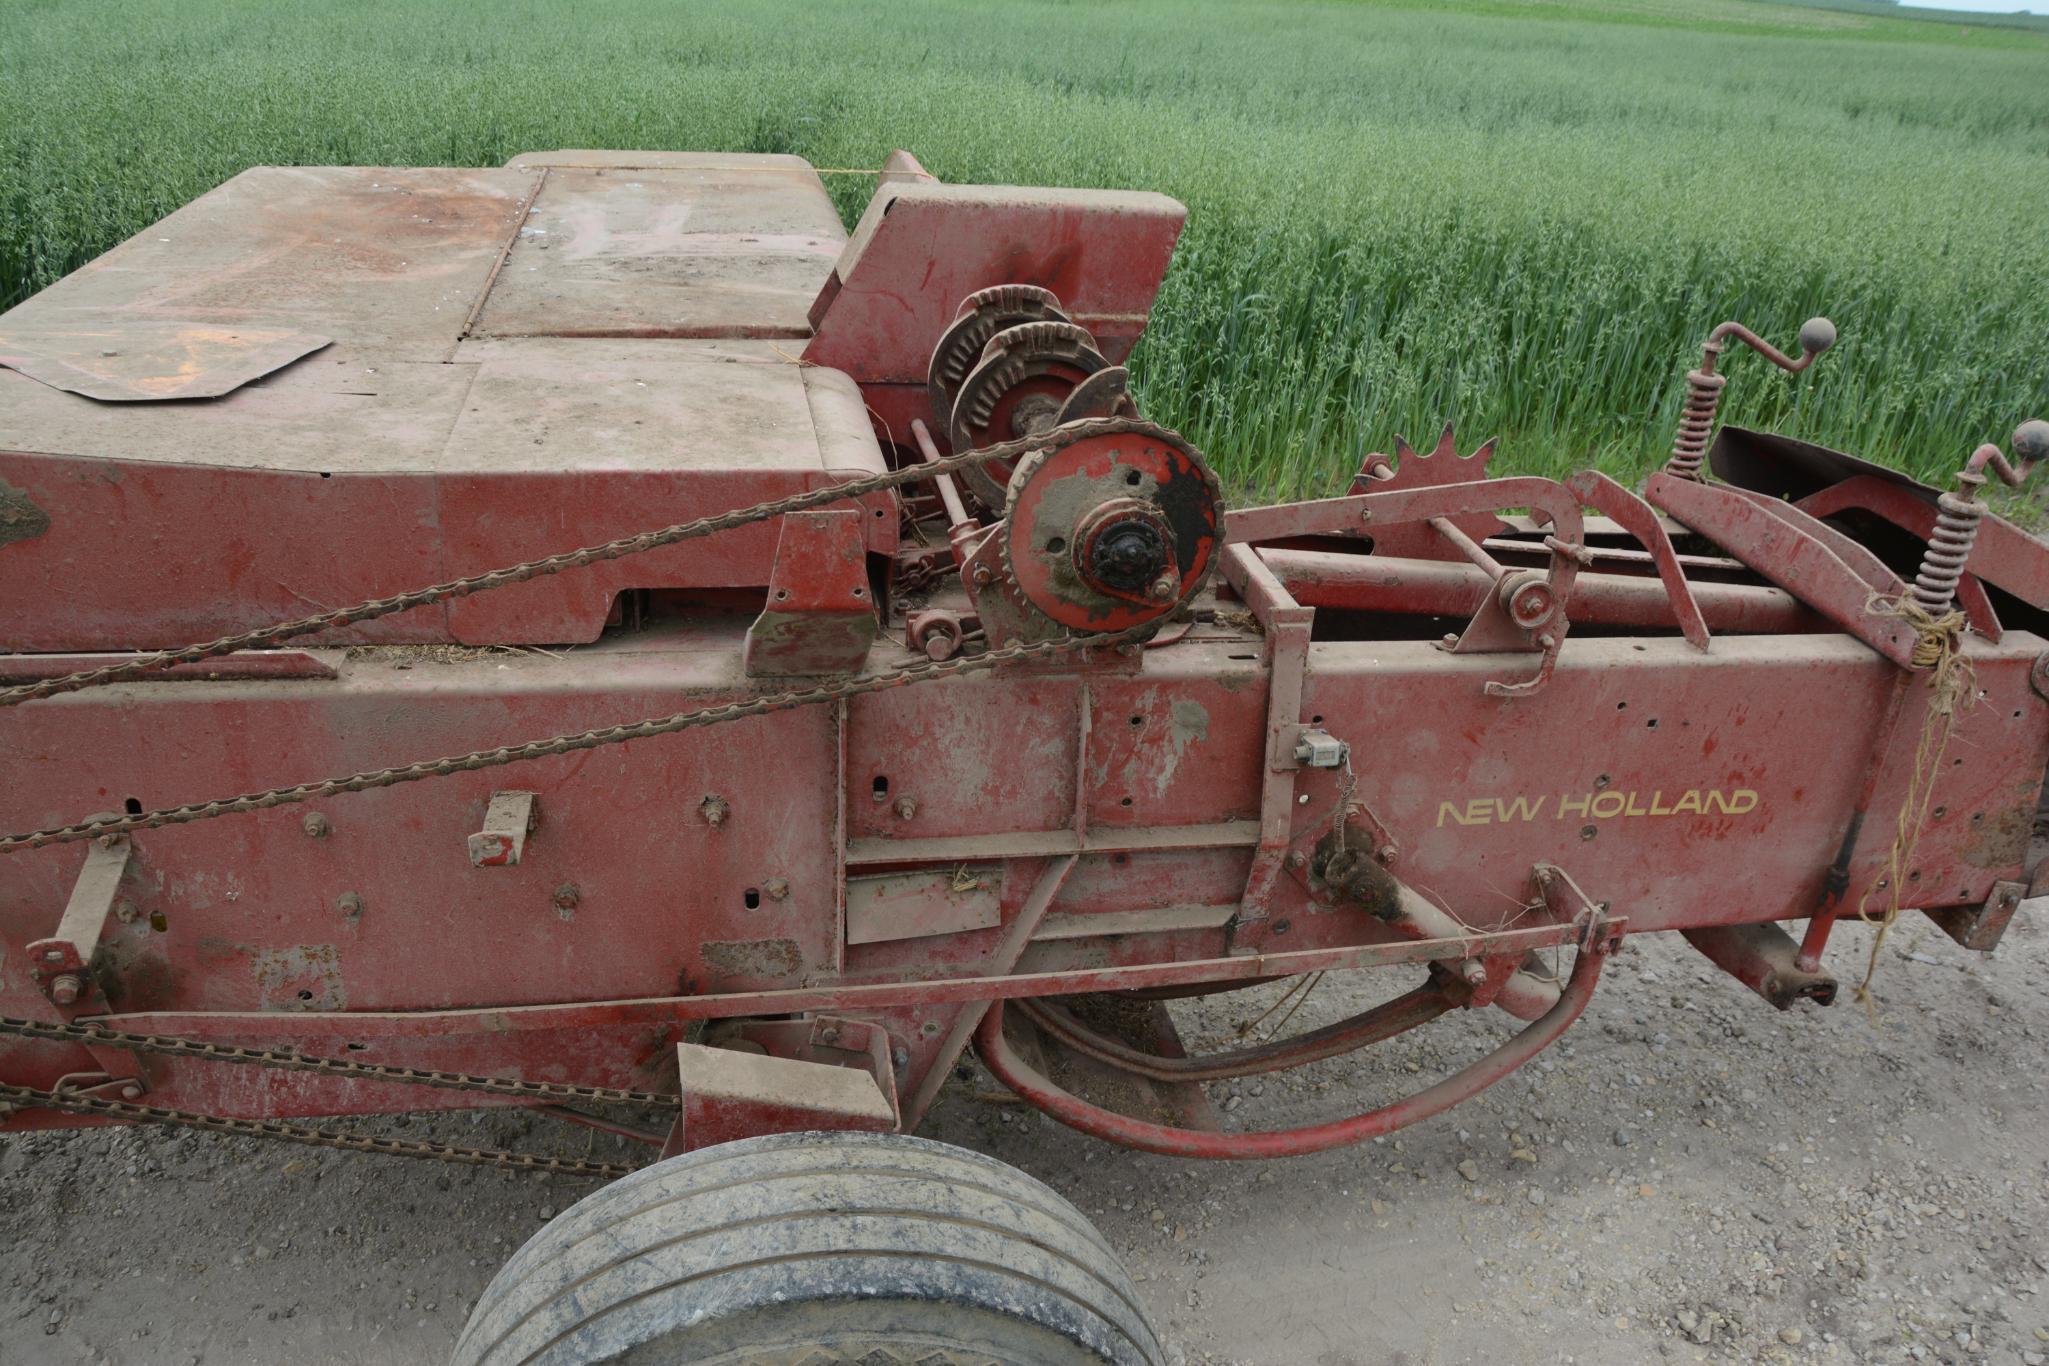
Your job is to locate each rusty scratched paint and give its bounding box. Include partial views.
[251,944,347,1012]
[0,478,49,547]
[700,938,804,981]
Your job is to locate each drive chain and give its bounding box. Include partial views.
[0,1014,677,1107]
[0,415,1181,709]
[0,1082,635,1180]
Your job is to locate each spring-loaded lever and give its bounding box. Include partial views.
[1663,316,1837,480]
[1909,420,2049,617]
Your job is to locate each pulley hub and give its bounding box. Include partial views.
[999,424,1223,632]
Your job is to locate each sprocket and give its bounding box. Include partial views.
[990,419,1224,636]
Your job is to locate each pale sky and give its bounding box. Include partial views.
[1908,0,2046,11]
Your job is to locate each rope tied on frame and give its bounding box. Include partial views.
[1852,594,1976,1010]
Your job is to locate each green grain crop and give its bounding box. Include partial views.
[2,0,2044,497]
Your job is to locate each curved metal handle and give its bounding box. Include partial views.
[1705,316,1836,375]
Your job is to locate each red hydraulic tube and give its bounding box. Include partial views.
[974,929,1614,1160]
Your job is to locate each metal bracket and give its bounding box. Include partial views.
[1924,878,2027,952]
[467,791,538,867]
[744,509,879,677]
[28,833,132,1009]
[661,1015,901,1157]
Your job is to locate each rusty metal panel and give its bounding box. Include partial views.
[803,183,1187,382]
[0,443,457,650]
[469,160,845,340]
[0,635,844,1025]
[0,167,536,364]
[0,322,330,402]
[844,674,1082,843]
[0,346,892,650]
[669,1042,896,1153]
[1297,633,2048,936]
[846,868,1004,945]
[435,359,890,645]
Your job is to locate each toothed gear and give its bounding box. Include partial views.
[998,419,1224,634]
[925,284,1069,434]
[950,320,1110,508]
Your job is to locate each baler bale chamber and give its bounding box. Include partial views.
[1,150,2045,1363]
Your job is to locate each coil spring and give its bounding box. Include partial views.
[1664,366,1727,480]
[1909,480,1985,615]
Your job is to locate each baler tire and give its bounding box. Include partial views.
[449,1130,1163,1366]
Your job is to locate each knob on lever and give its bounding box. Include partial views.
[1664,316,1836,480]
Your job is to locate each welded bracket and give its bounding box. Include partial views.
[660,1015,901,1157]
[744,509,878,677]
[1222,544,1314,921]
[1565,469,1711,651]
[28,834,131,1009]
[1925,879,2027,953]
[467,791,537,867]
[1647,471,1918,667]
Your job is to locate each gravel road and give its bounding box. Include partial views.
[3,913,2045,1366]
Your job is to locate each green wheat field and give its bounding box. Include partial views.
[2,0,2044,497]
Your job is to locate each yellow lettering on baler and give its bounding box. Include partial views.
[1434,785,1762,827]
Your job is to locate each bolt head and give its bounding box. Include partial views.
[552,883,581,911]
[764,877,791,901]
[49,974,81,1007]
[120,1084,142,1101]
[41,948,65,964]
[301,812,330,839]
[894,797,918,820]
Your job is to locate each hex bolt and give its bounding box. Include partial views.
[763,878,790,902]
[302,812,331,839]
[336,891,364,921]
[1287,851,1306,869]
[41,948,66,965]
[553,883,581,913]
[699,795,729,829]
[113,898,140,926]
[894,796,918,820]
[49,975,82,1006]
[892,1045,910,1068]
[120,1084,143,1101]
[817,1024,842,1045]
[1458,959,1488,986]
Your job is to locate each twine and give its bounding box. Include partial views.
[1851,594,1975,1010]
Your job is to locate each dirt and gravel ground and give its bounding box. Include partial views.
[3,913,2046,1366]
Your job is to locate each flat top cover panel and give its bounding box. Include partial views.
[0,166,534,365]
[469,155,846,341]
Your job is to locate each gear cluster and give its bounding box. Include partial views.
[925,286,1224,642]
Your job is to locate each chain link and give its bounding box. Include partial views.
[1,622,1153,853]
[0,415,1198,1176]
[0,1015,676,1107]
[0,416,1181,709]
[0,1082,635,1180]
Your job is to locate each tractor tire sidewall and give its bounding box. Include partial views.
[451,1130,1162,1366]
